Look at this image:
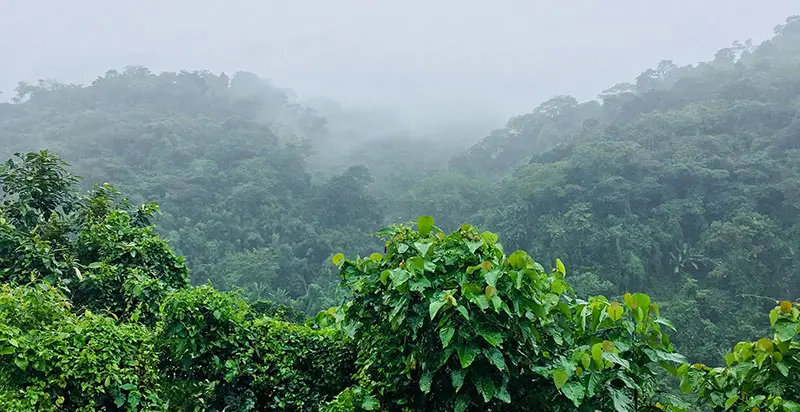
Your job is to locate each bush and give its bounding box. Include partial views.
[330,217,685,411]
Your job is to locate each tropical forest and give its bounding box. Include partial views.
[1,12,800,412]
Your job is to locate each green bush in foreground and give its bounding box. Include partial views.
[326,217,687,411]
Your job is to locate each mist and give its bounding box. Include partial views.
[2,0,797,129]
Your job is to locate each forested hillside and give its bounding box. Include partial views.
[1,14,800,410]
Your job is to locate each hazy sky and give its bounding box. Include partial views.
[2,0,797,126]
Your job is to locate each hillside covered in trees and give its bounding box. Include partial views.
[1,14,800,412]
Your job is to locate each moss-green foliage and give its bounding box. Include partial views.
[330,217,685,411]
[678,300,800,411]
[0,152,354,411]
[159,285,355,411]
[1,151,799,411]
[0,284,165,411]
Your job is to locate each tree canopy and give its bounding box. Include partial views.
[1,13,800,411]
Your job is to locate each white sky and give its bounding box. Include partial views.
[1,0,797,126]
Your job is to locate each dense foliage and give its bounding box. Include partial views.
[328,217,685,411]
[1,152,799,410]
[0,152,353,411]
[2,13,800,411]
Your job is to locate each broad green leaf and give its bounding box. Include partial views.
[495,381,511,403]
[591,343,604,364]
[451,369,467,392]
[121,383,136,390]
[362,396,380,410]
[419,370,434,393]
[484,269,501,286]
[454,394,470,412]
[127,391,141,409]
[555,258,566,276]
[481,231,498,245]
[631,293,651,312]
[457,344,479,368]
[783,400,800,412]
[508,251,528,269]
[553,369,569,389]
[478,329,503,347]
[724,395,738,410]
[417,216,434,235]
[586,372,603,398]
[429,301,445,320]
[602,352,630,370]
[562,381,585,407]
[609,387,633,412]
[440,326,456,348]
[774,319,797,342]
[769,308,780,326]
[607,302,623,321]
[14,357,28,370]
[484,347,507,371]
[331,253,344,265]
[474,375,495,403]
[456,305,470,321]
[414,242,433,256]
[777,361,790,377]
[466,240,483,253]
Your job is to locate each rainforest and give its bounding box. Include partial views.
[1,13,800,412]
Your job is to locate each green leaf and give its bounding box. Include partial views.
[331,253,345,265]
[481,231,498,245]
[774,319,798,342]
[414,242,433,256]
[553,369,569,389]
[724,395,738,410]
[555,258,566,276]
[769,308,780,326]
[474,375,495,403]
[607,302,623,321]
[127,390,141,409]
[456,305,470,321]
[783,400,800,412]
[417,216,434,235]
[114,393,126,408]
[495,380,511,403]
[430,301,445,320]
[440,326,456,348]
[586,372,603,398]
[454,394,470,412]
[602,352,630,370]
[484,347,507,371]
[776,361,790,377]
[419,370,434,393]
[121,383,136,391]
[451,369,467,392]
[591,342,604,364]
[484,270,501,287]
[87,261,103,269]
[508,251,528,269]
[361,396,380,410]
[609,387,633,412]
[562,381,585,407]
[13,357,28,370]
[478,328,503,347]
[457,344,479,368]
[631,293,651,312]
